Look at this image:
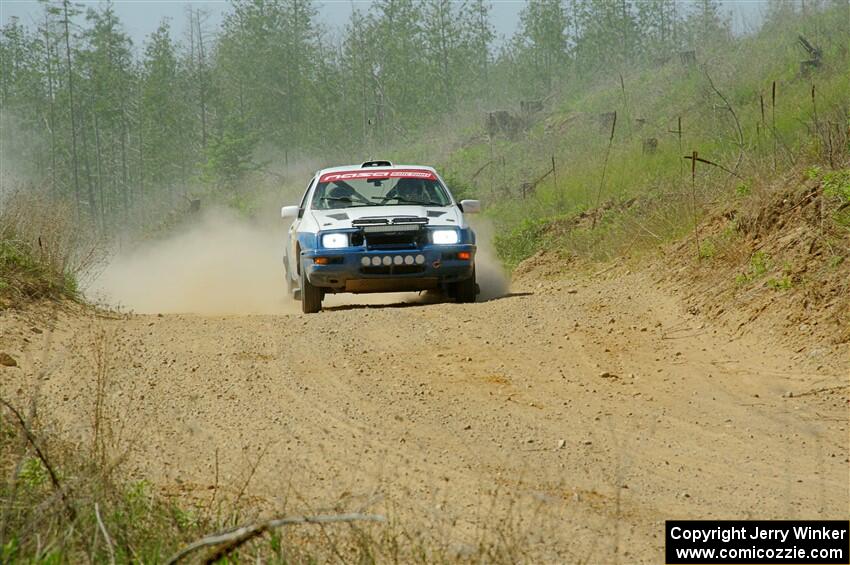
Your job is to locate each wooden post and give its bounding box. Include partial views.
[771,81,777,170]
[551,155,558,193]
[691,150,701,261]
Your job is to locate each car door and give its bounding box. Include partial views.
[287,177,314,279]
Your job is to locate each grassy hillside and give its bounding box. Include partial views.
[391,4,848,268]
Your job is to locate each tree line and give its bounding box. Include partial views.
[1,0,736,229]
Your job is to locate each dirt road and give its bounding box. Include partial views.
[1,265,847,562]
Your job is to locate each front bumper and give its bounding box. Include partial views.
[302,244,475,293]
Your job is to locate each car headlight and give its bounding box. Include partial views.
[321,233,348,248]
[432,229,459,245]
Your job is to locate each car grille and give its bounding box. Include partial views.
[353,217,429,251]
[365,231,426,250]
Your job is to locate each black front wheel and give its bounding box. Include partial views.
[300,270,323,313]
[451,268,477,303]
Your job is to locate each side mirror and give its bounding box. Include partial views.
[459,199,481,214]
[281,205,300,219]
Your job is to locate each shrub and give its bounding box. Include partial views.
[0,188,100,306]
[822,169,850,203]
[494,217,549,268]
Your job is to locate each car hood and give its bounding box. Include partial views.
[310,205,463,229]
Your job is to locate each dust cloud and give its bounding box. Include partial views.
[471,219,510,301]
[89,210,509,314]
[89,210,295,315]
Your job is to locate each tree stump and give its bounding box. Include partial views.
[679,50,696,66]
[487,111,522,139]
[799,59,820,76]
[520,100,544,115]
[598,112,617,134]
[642,138,658,154]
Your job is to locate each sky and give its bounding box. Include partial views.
[1,0,768,49]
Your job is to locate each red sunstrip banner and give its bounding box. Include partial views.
[319,169,436,183]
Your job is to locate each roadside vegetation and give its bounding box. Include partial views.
[0,393,532,563]
[3,0,833,229]
[0,189,99,308]
[439,4,848,268]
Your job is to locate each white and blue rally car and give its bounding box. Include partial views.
[282,161,481,313]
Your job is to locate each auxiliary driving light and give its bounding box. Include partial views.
[361,257,371,266]
[404,255,414,265]
[415,254,425,265]
[382,256,392,266]
[393,256,403,265]
[371,256,382,266]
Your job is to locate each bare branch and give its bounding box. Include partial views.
[703,67,744,175]
[683,154,743,179]
[470,159,493,182]
[165,513,386,565]
[95,502,116,565]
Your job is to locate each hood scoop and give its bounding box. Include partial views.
[427,210,446,218]
[326,213,349,220]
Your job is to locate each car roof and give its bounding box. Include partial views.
[315,164,438,177]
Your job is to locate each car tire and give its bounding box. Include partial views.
[453,268,477,304]
[301,269,323,314]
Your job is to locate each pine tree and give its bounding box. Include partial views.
[421,0,461,111]
[684,0,731,48]
[366,0,426,132]
[140,21,192,191]
[637,0,683,61]
[458,0,495,101]
[59,0,84,211]
[513,0,570,93]
[78,2,134,224]
[216,0,319,155]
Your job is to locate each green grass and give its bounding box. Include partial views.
[699,239,717,260]
[0,417,202,563]
[0,395,536,563]
[0,189,93,307]
[735,251,773,285]
[0,238,77,304]
[822,169,850,202]
[767,275,793,290]
[400,4,850,269]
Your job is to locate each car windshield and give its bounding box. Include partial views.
[311,175,451,210]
